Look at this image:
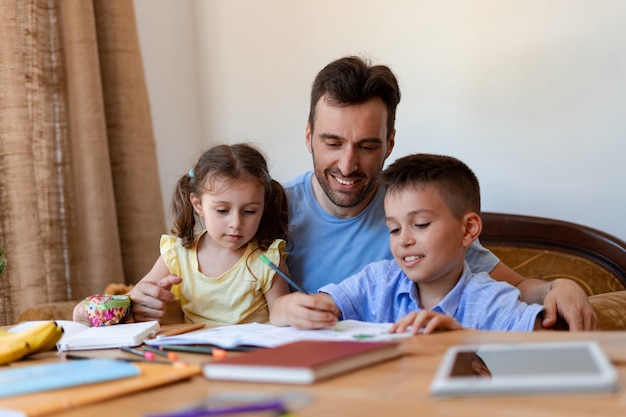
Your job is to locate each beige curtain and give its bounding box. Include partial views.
[0,0,165,326]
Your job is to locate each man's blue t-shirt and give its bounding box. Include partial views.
[284,171,499,293]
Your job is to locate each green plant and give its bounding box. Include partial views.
[0,248,6,276]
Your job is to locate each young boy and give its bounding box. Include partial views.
[270,153,545,333]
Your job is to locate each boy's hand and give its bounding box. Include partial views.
[270,292,340,329]
[390,310,463,334]
[129,274,182,322]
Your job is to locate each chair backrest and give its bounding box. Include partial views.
[480,212,626,289]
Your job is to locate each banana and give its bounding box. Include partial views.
[29,322,64,354]
[0,321,65,364]
[0,321,63,364]
[18,321,61,355]
[0,339,31,365]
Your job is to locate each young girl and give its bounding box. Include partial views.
[74,143,291,325]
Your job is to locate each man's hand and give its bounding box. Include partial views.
[129,274,182,322]
[390,310,463,334]
[490,262,598,331]
[540,278,598,331]
[270,292,340,329]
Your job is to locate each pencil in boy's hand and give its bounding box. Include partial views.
[259,254,310,294]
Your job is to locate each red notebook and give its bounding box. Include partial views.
[202,340,403,384]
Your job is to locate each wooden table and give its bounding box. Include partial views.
[7,330,626,417]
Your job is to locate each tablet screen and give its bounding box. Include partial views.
[448,345,600,377]
[430,341,619,396]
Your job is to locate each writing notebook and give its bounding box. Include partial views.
[203,340,403,384]
[55,321,160,351]
[0,359,140,398]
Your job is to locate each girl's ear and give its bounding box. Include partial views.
[190,193,203,215]
[462,212,482,247]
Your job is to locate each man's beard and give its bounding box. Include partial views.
[313,165,378,208]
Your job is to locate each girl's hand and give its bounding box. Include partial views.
[390,310,463,334]
[129,274,182,322]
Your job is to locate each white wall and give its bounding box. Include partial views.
[133,0,203,225]
[134,0,626,241]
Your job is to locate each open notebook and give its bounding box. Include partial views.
[57,321,160,350]
[146,320,411,350]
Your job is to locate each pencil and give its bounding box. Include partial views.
[259,254,309,294]
[145,399,286,417]
[159,344,260,354]
[120,346,155,360]
[143,344,179,361]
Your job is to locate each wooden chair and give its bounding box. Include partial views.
[480,212,626,330]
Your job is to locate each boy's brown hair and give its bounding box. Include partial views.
[381,153,481,219]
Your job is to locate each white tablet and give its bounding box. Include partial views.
[430,341,620,397]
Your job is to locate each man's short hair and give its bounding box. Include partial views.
[308,56,400,139]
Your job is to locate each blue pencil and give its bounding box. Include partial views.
[259,254,310,294]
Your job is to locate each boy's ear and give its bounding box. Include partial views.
[462,212,482,247]
[190,193,203,215]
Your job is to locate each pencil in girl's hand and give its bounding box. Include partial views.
[259,254,309,294]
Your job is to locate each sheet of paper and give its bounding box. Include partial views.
[146,320,411,349]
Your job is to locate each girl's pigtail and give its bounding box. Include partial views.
[256,179,290,250]
[170,173,198,248]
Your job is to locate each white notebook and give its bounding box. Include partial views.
[55,320,160,351]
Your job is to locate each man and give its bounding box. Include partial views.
[280,55,597,330]
[129,55,597,330]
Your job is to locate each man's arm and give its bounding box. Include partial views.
[489,261,598,330]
